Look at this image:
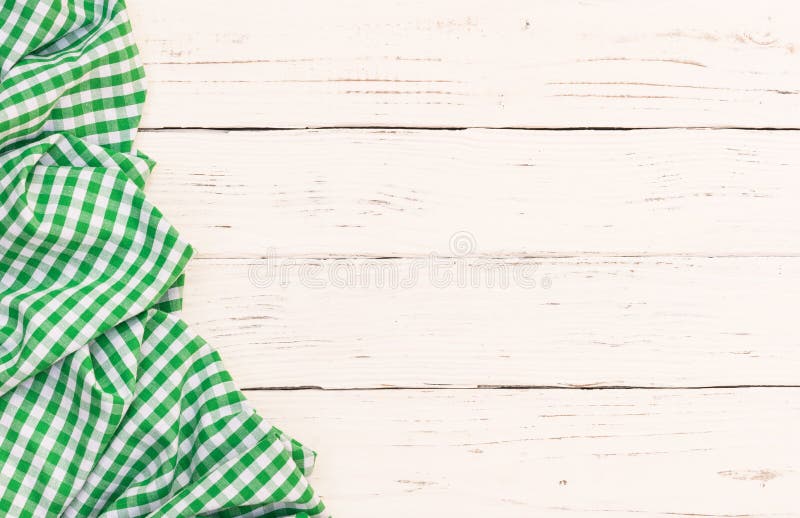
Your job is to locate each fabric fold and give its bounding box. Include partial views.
[1,1,326,516]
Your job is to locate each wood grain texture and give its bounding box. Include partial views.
[246,388,800,517]
[139,129,799,258]
[127,0,800,129]
[128,1,800,511]
[183,257,799,389]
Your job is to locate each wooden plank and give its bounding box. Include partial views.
[245,388,800,517]
[139,129,800,258]
[127,0,800,129]
[183,257,800,389]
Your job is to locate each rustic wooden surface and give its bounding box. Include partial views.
[129,0,800,129]
[130,1,799,515]
[140,129,799,257]
[251,388,800,516]
[177,257,800,389]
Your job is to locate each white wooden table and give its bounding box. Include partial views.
[130,1,800,515]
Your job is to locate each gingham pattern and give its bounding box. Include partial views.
[0,1,326,516]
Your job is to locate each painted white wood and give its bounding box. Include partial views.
[246,388,800,517]
[127,0,800,129]
[128,2,799,511]
[139,129,800,258]
[183,257,800,389]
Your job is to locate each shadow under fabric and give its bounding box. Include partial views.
[0,1,326,516]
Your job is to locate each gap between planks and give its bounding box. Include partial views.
[139,126,800,132]
[197,254,800,260]
[241,385,800,391]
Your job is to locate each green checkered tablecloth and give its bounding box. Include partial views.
[0,1,326,516]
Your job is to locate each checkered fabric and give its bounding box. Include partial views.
[0,1,326,516]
